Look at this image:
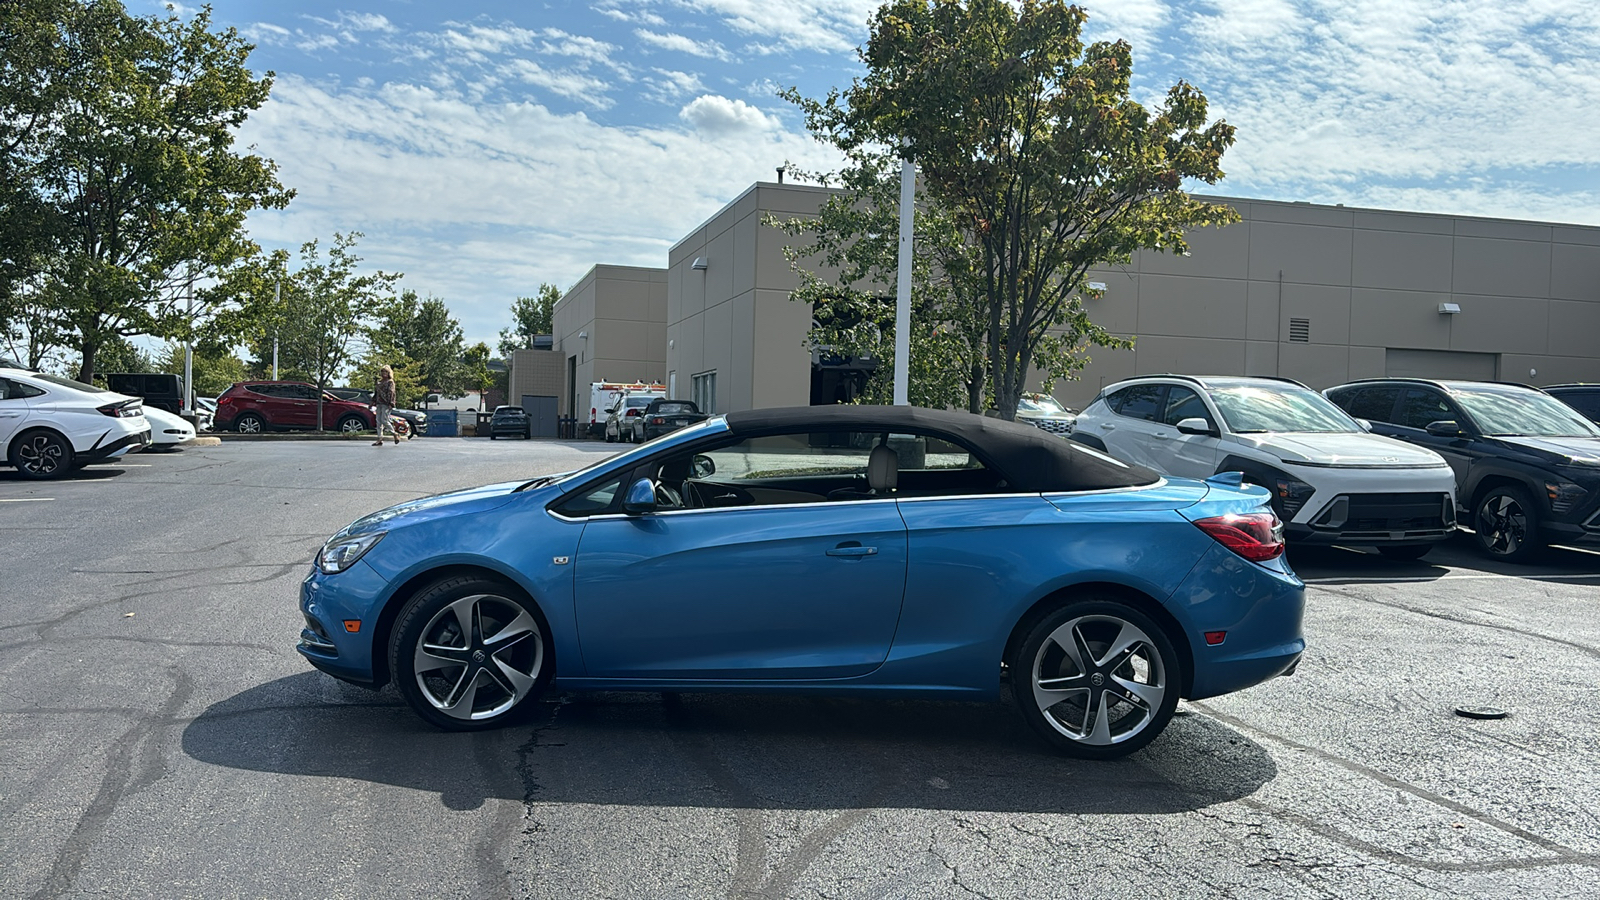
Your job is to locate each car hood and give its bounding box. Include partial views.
[339,481,525,536]
[1493,434,1600,465]
[1239,432,1448,468]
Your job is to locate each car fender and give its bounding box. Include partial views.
[1458,459,1548,512]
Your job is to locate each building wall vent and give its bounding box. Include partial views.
[1289,318,1310,343]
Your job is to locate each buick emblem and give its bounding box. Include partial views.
[472,650,486,663]
[1090,673,1104,686]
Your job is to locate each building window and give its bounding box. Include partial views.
[692,371,717,414]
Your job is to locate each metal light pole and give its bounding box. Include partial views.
[183,268,194,415]
[272,280,280,380]
[893,151,915,406]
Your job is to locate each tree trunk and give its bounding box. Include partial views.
[77,337,100,385]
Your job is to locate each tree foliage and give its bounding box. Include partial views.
[786,0,1238,417]
[155,341,247,398]
[1,0,292,383]
[498,283,559,356]
[370,290,467,396]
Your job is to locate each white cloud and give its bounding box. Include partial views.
[1080,0,1172,49]
[643,69,709,103]
[538,29,621,66]
[295,33,340,53]
[506,60,616,110]
[678,94,776,133]
[655,1,877,54]
[238,77,839,347]
[635,28,732,60]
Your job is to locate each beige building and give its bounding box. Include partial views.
[658,183,1600,413]
[665,182,837,414]
[550,264,668,419]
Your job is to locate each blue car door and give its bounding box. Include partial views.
[572,502,908,679]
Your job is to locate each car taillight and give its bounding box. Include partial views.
[97,401,143,418]
[651,417,665,425]
[218,396,234,406]
[1193,512,1285,562]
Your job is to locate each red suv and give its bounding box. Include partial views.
[216,381,376,434]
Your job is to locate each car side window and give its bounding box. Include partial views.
[1393,389,1457,430]
[1555,391,1600,421]
[1162,387,1207,426]
[248,384,280,397]
[1,378,43,401]
[1111,384,1164,422]
[1335,386,1401,422]
[550,475,626,518]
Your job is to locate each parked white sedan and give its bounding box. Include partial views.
[1,367,152,478]
[141,406,196,450]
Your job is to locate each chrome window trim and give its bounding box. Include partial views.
[1040,477,1170,499]
[566,495,904,523]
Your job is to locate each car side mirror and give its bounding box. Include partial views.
[1175,417,1217,437]
[1352,418,1372,432]
[622,478,657,516]
[1425,419,1465,438]
[605,407,618,415]
[692,454,715,478]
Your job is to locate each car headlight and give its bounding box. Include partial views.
[1545,481,1587,515]
[317,532,385,574]
[1274,478,1317,519]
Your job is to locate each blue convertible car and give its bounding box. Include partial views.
[299,405,1304,758]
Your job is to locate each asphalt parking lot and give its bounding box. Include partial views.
[2,438,1598,899]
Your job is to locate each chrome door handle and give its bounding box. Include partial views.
[826,546,877,558]
[1099,423,1114,430]
[0,412,21,418]
[1153,432,1171,440]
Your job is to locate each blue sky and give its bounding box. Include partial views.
[148,1,1600,350]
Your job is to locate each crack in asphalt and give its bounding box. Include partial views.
[1190,703,1600,874]
[26,666,194,900]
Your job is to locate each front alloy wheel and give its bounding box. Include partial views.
[392,577,550,730]
[339,415,366,434]
[1474,485,1543,563]
[1014,599,1180,759]
[10,430,73,480]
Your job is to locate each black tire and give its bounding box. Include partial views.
[523,428,530,440]
[390,575,552,731]
[1378,544,1432,562]
[1011,596,1181,759]
[605,428,615,443]
[338,415,366,435]
[9,429,74,480]
[490,434,498,440]
[1473,485,1545,563]
[235,413,265,434]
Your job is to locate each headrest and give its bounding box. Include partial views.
[659,455,694,482]
[867,444,898,492]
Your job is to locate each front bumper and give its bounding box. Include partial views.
[297,560,390,686]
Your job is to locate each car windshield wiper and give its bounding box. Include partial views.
[516,475,558,492]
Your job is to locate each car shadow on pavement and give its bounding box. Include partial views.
[0,466,127,483]
[1288,533,1600,583]
[182,672,1277,815]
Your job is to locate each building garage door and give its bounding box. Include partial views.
[1385,349,1498,381]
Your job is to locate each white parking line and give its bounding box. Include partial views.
[0,498,53,502]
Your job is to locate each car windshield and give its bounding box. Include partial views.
[1452,389,1600,437]
[553,417,722,486]
[1209,385,1360,434]
[1018,394,1068,414]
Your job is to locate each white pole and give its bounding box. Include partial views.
[893,154,914,406]
[184,269,194,415]
[272,280,280,380]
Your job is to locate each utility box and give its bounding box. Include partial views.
[424,409,459,437]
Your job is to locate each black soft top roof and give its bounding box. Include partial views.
[723,405,1157,493]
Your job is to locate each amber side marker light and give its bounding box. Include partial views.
[343,620,362,633]
[1204,631,1227,646]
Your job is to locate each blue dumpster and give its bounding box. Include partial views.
[424,409,458,437]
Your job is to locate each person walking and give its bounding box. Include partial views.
[373,365,399,446]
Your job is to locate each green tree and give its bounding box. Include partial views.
[787,0,1238,418]
[371,290,467,396]
[89,335,153,377]
[274,233,400,427]
[770,153,992,411]
[154,342,247,398]
[1,1,292,384]
[498,283,559,356]
[462,342,494,410]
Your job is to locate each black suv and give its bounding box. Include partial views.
[1545,384,1600,425]
[1325,379,1600,561]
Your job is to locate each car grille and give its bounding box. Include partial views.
[1311,493,1452,537]
[1024,418,1074,435]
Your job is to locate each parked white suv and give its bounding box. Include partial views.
[1,367,153,479]
[1071,375,1457,559]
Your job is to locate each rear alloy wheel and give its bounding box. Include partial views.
[10,430,74,480]
[1378,544,1432,562]
[1013,598,1180,759]
[235,414,264,434]
[1474,485,1544,563]
[391,577,551,731]
[338,415,366,435]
